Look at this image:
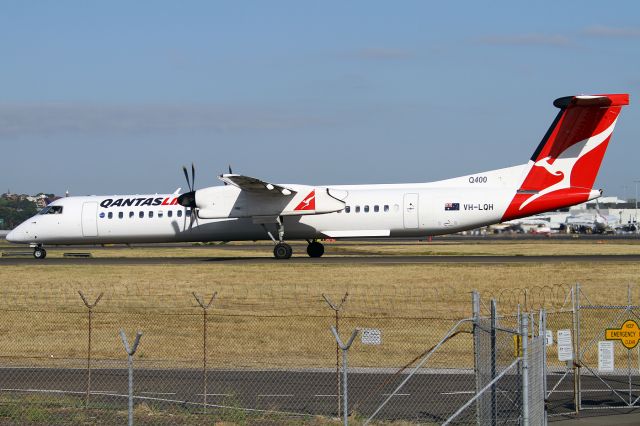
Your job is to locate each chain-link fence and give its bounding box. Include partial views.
[573,283,640,413]
[0,282,588,424]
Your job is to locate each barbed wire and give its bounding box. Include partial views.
[0,282,590,320]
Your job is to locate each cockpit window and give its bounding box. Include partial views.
[38,206,63,215]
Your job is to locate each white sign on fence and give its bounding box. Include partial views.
[598,341,615,372]
[546,330,553,346]
[557,329,573,361]
[361,328,382,345]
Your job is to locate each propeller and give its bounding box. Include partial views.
[223,164,233,185]
[177,163,199,229]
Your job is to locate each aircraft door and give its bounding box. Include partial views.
[81,202,98,237]
[403,193,419,229]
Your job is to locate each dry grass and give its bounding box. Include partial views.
[0,239,639,370]
[0,260,638,369]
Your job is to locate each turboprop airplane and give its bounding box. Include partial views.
[6,93,629,259]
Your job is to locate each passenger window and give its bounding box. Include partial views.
[139,211,144,218]
[129,211,134,218]
[364,205,369,213]
[394,204,400,211]
[158,211,163,218]
[168,210,173,218]
[345,206,350,213]
[374,205,379,213]
[177,210,183,218]
[149,211,153,218]
[355,205,361,213]
[118,212,123,219]
[107,212,113,219]
[384,205,389,212]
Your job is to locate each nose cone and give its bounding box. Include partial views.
[6,223,28,243]
[6,229,18,243]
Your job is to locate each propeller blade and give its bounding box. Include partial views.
[182,166,191,192]
[183,207,187,229]
[180,163,199,229]
[191,163,196,191]
[188,208,199,230]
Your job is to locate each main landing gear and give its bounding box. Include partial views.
[261,217,325,259]
[33,245,47,260]
[262,217,293,260]
[273,242,293,260]
[306,240,324,258]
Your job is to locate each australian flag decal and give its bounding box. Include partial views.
[445,202,460,211]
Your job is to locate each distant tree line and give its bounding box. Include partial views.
[0,198,37,229]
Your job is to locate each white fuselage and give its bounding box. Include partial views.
[7,93,624,250]
[8,164,556,245]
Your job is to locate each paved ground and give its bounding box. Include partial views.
[2,254,640,265]
[3,367,637,422]
[552,410,640,424]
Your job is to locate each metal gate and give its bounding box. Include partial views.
[364,293,547,425]
[471,296,547,426]
[81,202,98,237]
[575,284,640,412]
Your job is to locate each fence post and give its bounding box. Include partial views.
[193,291,217,414]
[539,309,548,422]
[120,329,143,426]
[572,283,581,414]
[490,299,497,426]
[323,292,349,415]
[78,290,103,408]
[330,326,358,426]
[521,314,529,426]
[472,291,482,425]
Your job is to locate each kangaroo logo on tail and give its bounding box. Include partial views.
[501,93,628,222]
[520,119,617,210]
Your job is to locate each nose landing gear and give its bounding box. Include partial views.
[33,245,47,260]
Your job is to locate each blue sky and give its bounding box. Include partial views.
[2,1,639,198]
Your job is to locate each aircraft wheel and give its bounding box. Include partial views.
[306,241,324,258]
[273,242,293,260]
[33,248,47,260]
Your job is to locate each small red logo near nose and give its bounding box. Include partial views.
[294,190,315,211]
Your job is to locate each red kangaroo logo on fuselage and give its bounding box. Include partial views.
[294,190,316,211]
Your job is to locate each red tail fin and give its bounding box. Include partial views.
[502,94,629,222]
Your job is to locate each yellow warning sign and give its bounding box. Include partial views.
[513,335,522,357]
[605,320,640,349]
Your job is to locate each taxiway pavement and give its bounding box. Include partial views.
[2,254,640,265]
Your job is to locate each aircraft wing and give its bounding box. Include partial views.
[218,174,296,196]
